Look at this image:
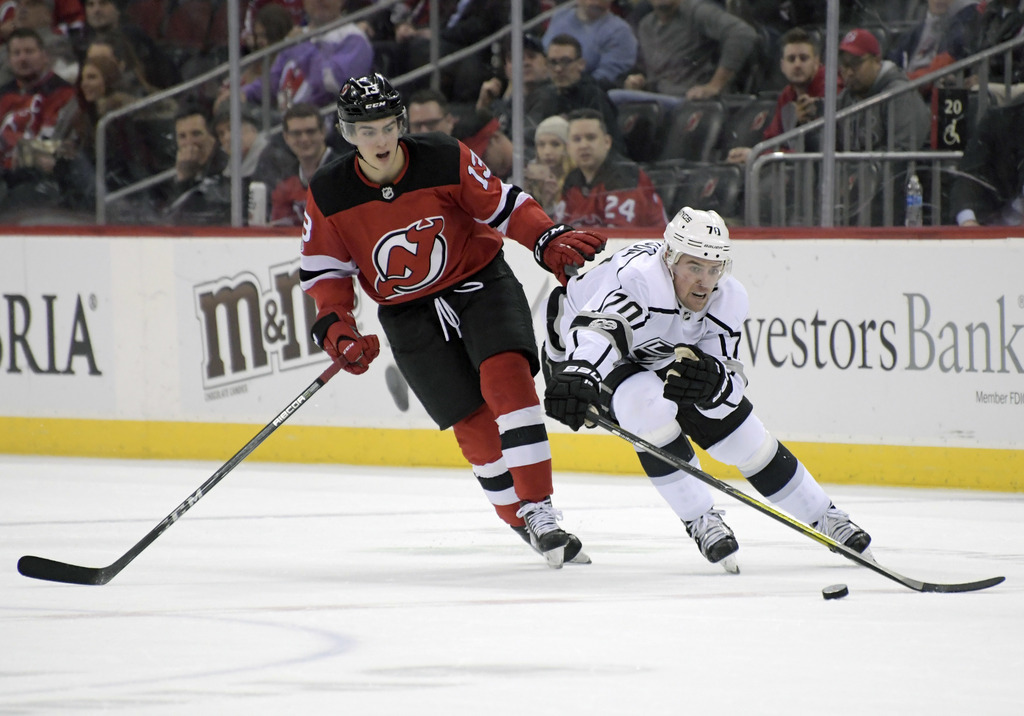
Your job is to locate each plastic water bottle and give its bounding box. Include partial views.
[905,173,923,227]
[248,181,267,226]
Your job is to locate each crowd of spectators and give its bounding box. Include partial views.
[2,0,1023,227]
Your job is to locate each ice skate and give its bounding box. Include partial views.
[516,498,586,568]
[684,508,739,573]
[512,525,591,565]
[812,503,872,557]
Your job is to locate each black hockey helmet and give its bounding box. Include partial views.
[337,73,405,125]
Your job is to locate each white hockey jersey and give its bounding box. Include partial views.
[546,239,749,417]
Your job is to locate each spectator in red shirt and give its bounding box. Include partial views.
[270,102,335,225]
[557,108,667,229]
[0,27,75,170]
[727,27,840,165]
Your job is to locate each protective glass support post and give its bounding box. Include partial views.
[820,0,840,228]
[227,0,243,228]
[510,0,525,188]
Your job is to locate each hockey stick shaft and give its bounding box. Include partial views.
[591,411,1004,593]
[18,362,343,585]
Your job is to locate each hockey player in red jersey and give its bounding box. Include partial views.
[299,73,606,568]
[543,207,871,572]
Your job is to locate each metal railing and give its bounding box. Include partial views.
[744,33,1024,226]
[94,0,405,224]
[94,0,565,225]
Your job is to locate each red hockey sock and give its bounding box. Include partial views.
[452,403,524,527]
[479,352,553,503]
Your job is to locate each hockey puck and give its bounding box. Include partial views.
[822,583,849,600]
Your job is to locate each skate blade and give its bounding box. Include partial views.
[542,545,566,569]
[719,554,740,574]
[566,549,592,565]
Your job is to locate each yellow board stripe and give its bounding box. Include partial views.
[1,417,1020,493]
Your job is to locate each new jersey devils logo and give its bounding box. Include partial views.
[278,60,309,106]
[373,217,448,299]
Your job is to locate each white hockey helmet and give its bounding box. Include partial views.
[663,206,732,277]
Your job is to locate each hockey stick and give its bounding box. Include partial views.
[590,410,1004,593]
[18,362,343,586]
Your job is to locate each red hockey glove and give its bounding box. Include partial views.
[534,224,607,285]
[311,312,380,375]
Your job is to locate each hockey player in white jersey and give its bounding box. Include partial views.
[542,207,871,572]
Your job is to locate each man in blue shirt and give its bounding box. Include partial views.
[542,0,637,89]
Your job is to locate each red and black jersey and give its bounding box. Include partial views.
[0,71,76,170]
[299,133,554,319]
[557,155,667,230]
[270,147,337,226]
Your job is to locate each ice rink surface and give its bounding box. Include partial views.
[2,455,1022,715]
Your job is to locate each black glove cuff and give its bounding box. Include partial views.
[697,368,731,409]
[311,313,341,349]
[559,359,600,387]
[533,223,573,267]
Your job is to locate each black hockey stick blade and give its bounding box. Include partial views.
[590,410,1005,594]
[17,556,118,586]
[18,362,342,586]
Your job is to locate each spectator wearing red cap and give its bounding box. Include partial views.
[835,28,930,152]
[834,28,932,224]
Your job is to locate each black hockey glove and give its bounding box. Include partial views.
[663,345,729,409]
[544,360,600,431]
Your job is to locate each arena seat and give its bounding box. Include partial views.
[657,100,725,163]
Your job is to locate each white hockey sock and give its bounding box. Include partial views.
[767,461,831,524]
[649,463,715,523]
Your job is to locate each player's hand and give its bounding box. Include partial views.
[544,360,600,431]
[534,224,607,285]
[312,312,380,375]
[663,344,728,408]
